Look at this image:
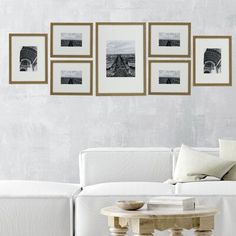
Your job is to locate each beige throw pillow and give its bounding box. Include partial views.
[174,144,236,182]
[219,139,236,180]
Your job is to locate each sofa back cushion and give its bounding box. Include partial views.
[173,147,219,178]
[173,145,234,182]
[219,139,236,180]
[79,148,173,187]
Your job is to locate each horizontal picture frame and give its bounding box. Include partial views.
[50,22,93,57]
[148,60,191,95]
[9,33,48,84]
[148,22,191,57]
[96,22,146,96]
[50,60,93,95]
[193,35,232,86]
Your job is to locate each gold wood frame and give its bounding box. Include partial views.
[9,33,48,84]
[148,22,191,58]
[50,22,93,58]
[148,60,191,95]
[96,22,146,96]
[50,60,93,96]
[193,35,232,86]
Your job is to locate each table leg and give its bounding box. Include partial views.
[195,230,213,236]
[108,216,128,236]
[169,229,183,236]
[109,226,128,236]
[131,218,154,236]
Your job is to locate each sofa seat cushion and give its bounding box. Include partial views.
[176,181,236,195]
[80,182,174,196]
[0,180,80,197]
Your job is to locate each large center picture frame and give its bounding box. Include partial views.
[96,22,146,96]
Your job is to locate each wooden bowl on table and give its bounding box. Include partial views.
[116,200,145,211]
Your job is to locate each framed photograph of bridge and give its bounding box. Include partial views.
[50,60,93,95]
[148,22,191,57]
[148,60,191,95]
[50,23,93,57]
[96,22,146,96]
[193,36,232,86]
[9,33,48,84]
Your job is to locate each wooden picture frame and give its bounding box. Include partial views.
[148,60,191,95]
[193,36,232,86]
[50,60,93,95]
[96,22,146,96]
[148,22,191,57]
[50,22,93,58]
[9,33,48,84]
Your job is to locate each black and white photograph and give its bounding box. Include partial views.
[159,33,180,47]
[9,34,48,84]
[61,33,82,47]
[149,22,191,57]
[203,48,221,74]
[51,23,93,57]
[193,36,231,86]
[61,70,82,84]
[149,60,190,95]
[51,60,93,95]
[106,40,135,77]
[159,70,180,84]
[19,46,37,72]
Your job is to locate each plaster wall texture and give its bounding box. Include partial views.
[0,0,235,182]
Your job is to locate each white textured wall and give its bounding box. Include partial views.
[0,0,235,183]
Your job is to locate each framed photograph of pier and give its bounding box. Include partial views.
[50,60,93,95]
[148,60,191,95]
[148,22,191,57]
[96,22,146,96]
[193,36,232,86]
[9,33,48,84]
[50,23,93,57]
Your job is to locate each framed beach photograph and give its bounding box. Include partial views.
[9,34,48,84]
[96,22,146,96]
[149,60,191,95]
[50,23,93,57]
[50,60,93,95]
[193,36,232,86]
[148,22,191,57]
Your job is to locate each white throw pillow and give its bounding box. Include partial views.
[219,139,236,180]
[174,144,236,182]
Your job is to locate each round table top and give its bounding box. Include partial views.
[101,206,218,219]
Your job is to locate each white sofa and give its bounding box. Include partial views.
[0,180,81,236]
[75,147,236,236]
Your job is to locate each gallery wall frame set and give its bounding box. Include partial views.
[9,22,233,95]
[9,33,48,84]
[193,35,232,86]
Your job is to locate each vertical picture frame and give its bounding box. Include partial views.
[193,36,232,86]
[9,33,48,84]
[96,22,146,96]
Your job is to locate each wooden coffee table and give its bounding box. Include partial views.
[101,205,217,236]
